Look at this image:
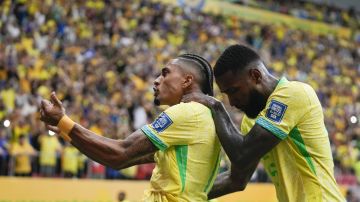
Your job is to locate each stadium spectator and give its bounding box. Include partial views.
[61,142,80,178]
[88,160,105,179]
[38,132,62,177]
[10,134,36,177]
[0,130,9,175]
[235,0,360,28]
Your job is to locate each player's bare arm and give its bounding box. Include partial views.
[208,162,258,199]
[65,127,156,169]
[40,92,156,170]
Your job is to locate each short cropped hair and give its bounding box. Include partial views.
[214,44,261,77]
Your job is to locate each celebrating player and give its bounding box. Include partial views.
[183,45,345,201]
[40,54,222,201]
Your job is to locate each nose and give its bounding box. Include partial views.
[154,75,162,86]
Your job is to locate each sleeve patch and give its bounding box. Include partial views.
[151,112,173,133]
[266,100,287,123]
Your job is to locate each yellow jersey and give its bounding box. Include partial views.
[39,135,61,166]
[11,142,35,174]
[241,77,345,202]
[62,145,80,174]
[141,102,221,202]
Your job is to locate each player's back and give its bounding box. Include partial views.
[141,102,221,202]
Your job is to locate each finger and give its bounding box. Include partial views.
[40,99,47,110]
[50,92,62,107]
[46,124,61,134]
[41,99,52,111]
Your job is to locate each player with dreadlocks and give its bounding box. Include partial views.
[39,54,221,201]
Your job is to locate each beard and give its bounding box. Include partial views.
[243,89,268,119]
[154,98,160,106]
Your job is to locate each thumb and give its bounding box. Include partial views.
[50,92,62,107]
[46,124,61,134]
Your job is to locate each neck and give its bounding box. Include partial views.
[166,87,203,106]
[184,87,203,96]
[263,74,279,101]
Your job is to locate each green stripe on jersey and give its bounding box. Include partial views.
[289,127,317,175]
[204,153,221,193]
[175,145,188,192]
[141,126,168,151]
[256,117,288,140]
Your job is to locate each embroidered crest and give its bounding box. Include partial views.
[151,112,173,133]
[266,100,287,123]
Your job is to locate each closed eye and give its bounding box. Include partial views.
[162,68,170,77]
[224,88,237,94]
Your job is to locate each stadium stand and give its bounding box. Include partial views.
[229,0,360,28]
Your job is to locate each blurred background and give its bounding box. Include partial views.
[0,0,359,201]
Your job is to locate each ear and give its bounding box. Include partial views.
[182,74,194,89]
[248,69,262,84]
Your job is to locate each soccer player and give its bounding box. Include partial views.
[183,45,345,201]
[39,54,221,201]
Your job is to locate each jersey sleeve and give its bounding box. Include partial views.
[255,84,309,140]
[140,103,197,151]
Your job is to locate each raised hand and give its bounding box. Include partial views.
[39,92,65,126]
[181,92,220,108]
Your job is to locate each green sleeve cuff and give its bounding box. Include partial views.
[256,117,288,140]
[141,125,168,151]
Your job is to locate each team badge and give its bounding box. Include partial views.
[266,100,287,123]
[151,112,173,133]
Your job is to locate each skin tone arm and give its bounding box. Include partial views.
[209,101,280,167]
[40,93,156,170]
[182,93,281,196]
[208,161,258,199]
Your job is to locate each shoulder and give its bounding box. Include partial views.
[165,102,209,115]
[272,80,316,103]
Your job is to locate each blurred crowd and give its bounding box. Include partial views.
[0,0,359,187]
[232,0,360,29]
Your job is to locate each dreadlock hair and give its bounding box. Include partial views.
[178,54,214,96]
[214,44,261,77]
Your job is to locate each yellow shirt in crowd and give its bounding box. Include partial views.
[39,135,61,166]
[11,142,36,174]
[62,145,80,174]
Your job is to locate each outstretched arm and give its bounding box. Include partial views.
[68,126,155,170]
[40,92,156,170]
